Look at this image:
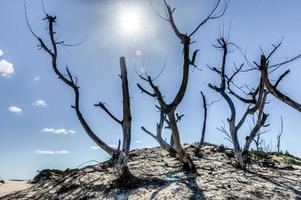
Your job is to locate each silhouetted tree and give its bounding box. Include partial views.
[198,91,208,150]
[138,0,227,172]
[30,14,132,178]
[276,117,284,153]
[209,38,269,169]
[253,131,264,151]
[257,42,301,112]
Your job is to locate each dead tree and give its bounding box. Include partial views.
[257,42,301,112]
[276,117,284,153]
[32,15,132,178]
[95,57,132,178]
[253,131,264,151]
[138,0,227,172]
[198,91,208,150]
[209,38,269,169]
[250,115,269,152]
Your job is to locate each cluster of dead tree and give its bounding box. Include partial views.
[207,36,301,169]
[29,0,301,181]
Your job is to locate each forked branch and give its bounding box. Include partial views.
[34,14,118,157]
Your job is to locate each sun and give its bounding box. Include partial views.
[120,9,141,34]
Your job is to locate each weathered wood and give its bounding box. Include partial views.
[209,38,269,169]
[138,1,226,172]
[116,57,132,177]
[259,55,301,112]
[198,91,208,150]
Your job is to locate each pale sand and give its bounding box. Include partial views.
[0,181,32,197]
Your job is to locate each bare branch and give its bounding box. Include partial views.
[35,14,118,156]
[259,54,301,112]
[189,0,228,37]
[94,102,122,124]
[163,0,183,40]
[137,83,156,97]
[274,69,290,88]
[141,110,176,156]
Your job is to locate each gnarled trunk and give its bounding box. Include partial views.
[168,112,196,172]
[116,57,132,178]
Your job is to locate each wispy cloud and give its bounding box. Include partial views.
[0,59,14,77]
[9,106,22,113]
[35,149,70,155]
[135,140,142,144]
[34,76,40,81]
[33,100,47,107]
[90,146,100,150]
[55,150,70,154]
[0,50,3,56]
[90,144,118,150]
[41,128,76,135]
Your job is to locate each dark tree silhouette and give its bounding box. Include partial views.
[31,14,132,178]
[95,57,132,178]
[209,38,269,169]
[276,117,284,153]
[138,0,227,172]
[256,42,301,112]
[198,91,208,151]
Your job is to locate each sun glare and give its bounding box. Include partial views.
[120,10,141,34]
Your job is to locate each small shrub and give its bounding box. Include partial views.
[216,144,225,153]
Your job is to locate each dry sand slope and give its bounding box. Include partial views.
[1,144,301,200]
[0,180,31,198]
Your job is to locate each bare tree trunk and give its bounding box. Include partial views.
[277,117,283,153]
[168,111,196,172]
[137,0,227,172]
[242,90,268,154]
[198,91,207,150]
[116,57,132,178]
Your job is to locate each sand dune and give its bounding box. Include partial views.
[0,180,31,197]
[2,144,301,199]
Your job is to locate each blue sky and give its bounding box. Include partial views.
[1,0,301,180]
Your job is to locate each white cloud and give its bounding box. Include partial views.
[90,146,101,150]
[0,50,3,56]
[9,106,22,113]
[0,59,14,77]
[55,150,70,154]
[33,100,47,107]
[34,76,40,81]
[35,150,55,155]
[35,149,70,155]
[135,140,142,143]
[41,128,76,135]
[91,144,118,150]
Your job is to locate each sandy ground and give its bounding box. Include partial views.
[2,145,301,199]
[0,181,31,197]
